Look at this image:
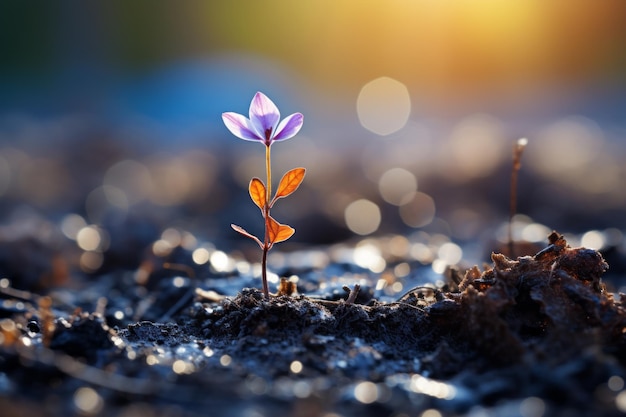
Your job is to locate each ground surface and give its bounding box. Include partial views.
[1,231,626,417]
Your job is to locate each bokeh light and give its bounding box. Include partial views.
[192,247,211,265]
[104,159,153,205]
[440,114,507,182]
[80,251,104,273]
[354,381,379,404]
[528,117,603,177]
[526,116,622,198]
[73,387,103,415]
[219,354,232,367]
[344,199,381,236]
[608,376,624,392]
[437,242,463,266]
[580,230,604,250]
[378,168,417,206]
[61,214,88,240]
[519,396,546,417]
[76,225,107,252]
[409,375,456,400]
[289,360,303,374]
[357,77,411,136]
[353,241,386,273]
[399,192,436,228]
[617,390,626,413]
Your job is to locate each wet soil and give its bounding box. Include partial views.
[1,232,626,416]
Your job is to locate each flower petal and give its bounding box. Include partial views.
[249,92,280,140]
[272,113,304,142]
[222,112,263,142]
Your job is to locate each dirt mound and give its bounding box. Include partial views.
[1,232,626,416]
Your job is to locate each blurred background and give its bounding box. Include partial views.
[1,1,626,277]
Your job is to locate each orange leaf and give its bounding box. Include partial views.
[231,224,263,249]
[271,168,305,206]
[266,216,295,246]
[248,178,266,210]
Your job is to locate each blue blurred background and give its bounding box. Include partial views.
[1,1,625,275]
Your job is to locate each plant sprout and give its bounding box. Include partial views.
[222,92,305,299]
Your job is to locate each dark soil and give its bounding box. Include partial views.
[1,232,626,416]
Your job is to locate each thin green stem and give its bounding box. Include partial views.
[261,144,272,299]
[265,145,272,206]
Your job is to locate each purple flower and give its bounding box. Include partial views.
[222,92,304,146]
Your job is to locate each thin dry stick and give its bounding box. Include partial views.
[163,262,196,279]
[345,284,361,304]
[509,138,528,258]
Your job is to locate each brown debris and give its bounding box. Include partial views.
[449,231,621,370]
[276,277,298,296]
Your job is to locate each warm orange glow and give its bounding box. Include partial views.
[200,2,625,111]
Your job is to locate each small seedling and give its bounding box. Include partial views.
[222,92,305,299]
[508,137,528,258]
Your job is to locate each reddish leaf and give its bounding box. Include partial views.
[271,167,305,206]
[266,216,295,247]
[248,178,266,210]
[231,224,263,249]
